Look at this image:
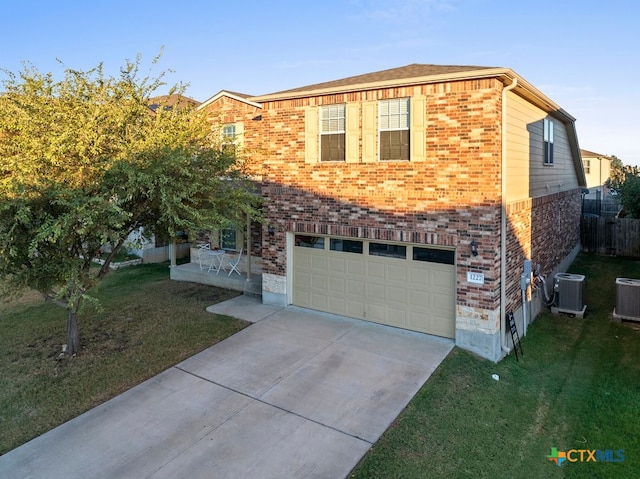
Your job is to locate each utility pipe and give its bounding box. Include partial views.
[500,77,518,356]
[522,288,527,336]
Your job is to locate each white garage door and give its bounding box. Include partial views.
[292,235,456,338]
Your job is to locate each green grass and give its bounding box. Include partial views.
[0,262,246,454]
[351,254,640,478]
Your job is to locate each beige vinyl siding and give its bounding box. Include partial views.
[506,91,579,201]
[583,155,611,189]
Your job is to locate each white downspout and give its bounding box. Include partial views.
[501,77,518,356]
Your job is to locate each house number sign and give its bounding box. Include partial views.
[467,271,485,285]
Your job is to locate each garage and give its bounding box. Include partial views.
[292,235,456,338]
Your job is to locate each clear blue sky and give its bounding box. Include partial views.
[2,0,638,165]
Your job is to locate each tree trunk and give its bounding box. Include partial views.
[66,308,80,355]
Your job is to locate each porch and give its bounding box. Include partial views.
[169,247,262,296]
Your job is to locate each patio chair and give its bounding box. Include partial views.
[224,247,243,276]
[197,243,211,270]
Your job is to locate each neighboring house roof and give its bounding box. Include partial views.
[198,90,262,111]
[580,149,612,160]
[148,94,201,112]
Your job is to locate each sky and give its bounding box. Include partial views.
[1,0,639,165]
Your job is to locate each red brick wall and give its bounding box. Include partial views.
[506,188,582,311]
[261,79,504,312]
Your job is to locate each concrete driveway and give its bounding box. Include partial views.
[0,296,453,479]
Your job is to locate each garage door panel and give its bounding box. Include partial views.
[387,264,407,283]
[310,273,329,291]
[347,279,365,297]
[429,316,455,338]
[327,296,346,315]
[385,307,407,328]
[387,285,407,304]
[409,268,430,286]
[366,282,386,301]
[367,261,386,280]
[310,255,328,271]
[309,293,328,311]
[366,303,385,322]
[347,259,366,277]
[295,271,311,289]
[327,276,345,293]
[346,300,365,319]
[328,257,347,273]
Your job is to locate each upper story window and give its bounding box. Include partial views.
[379,98,410,161]
[543,118,554,166]
[584,159,591,174]
[320,104,345,161]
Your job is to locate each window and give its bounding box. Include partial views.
[369,243,406,259]
[222,124,237,154]
[584,159,591,174]
[330,238,363,254]
[320,104,345,161]
[413,247,455,265]
[221,228,237,250]
[295,235,325,249]
[379,98,410,161]
[543,118,554,166]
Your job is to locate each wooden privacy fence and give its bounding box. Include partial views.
[581,217,640,257]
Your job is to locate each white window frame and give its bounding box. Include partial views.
[543,118,554,166]
[222,123,237,152]
[320,104,346,162]
[379,98,410,161]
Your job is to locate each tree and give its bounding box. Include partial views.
[0,56,261,355]
[606,155,640,218]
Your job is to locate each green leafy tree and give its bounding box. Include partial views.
[0,56,261,355]
[606,155,640,218]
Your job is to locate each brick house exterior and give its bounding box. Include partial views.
[198,64,585,361]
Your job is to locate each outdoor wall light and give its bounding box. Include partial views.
[470,239,478,257]
[268,225,275,236]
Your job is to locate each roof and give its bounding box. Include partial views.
[580,149,612,160]
[261,63,494,97]
[148,94,200,112]
[198,90,262,111]
[251,63,575,122]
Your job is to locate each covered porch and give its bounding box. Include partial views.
[169,245,262,297]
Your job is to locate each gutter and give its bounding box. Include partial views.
[501,77,518,356]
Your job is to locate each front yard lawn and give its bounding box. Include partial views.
[351,254,640,478]
[0,262,247,455]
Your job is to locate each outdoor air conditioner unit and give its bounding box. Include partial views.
[554,273,585,311]
[615,278,640,318]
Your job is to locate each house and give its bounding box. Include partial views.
[180,64,586,361]
[580,149,619,216]
[580,148,613,200]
